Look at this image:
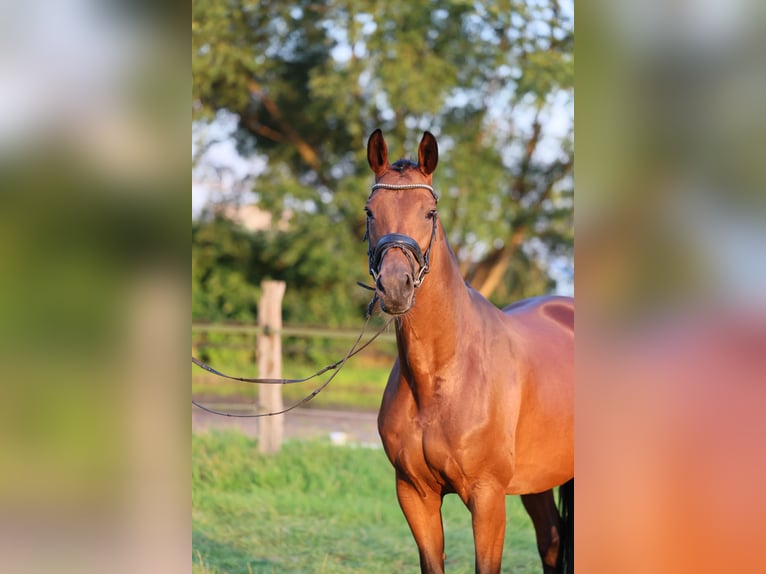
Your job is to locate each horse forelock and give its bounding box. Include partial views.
[390,158,418,173]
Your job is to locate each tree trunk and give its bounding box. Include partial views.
[246,80,321,171]
[469,227,526,298]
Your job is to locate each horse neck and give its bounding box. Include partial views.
[394,223,469,385]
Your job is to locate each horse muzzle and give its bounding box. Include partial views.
[369,233,428,315]
[374,253,416,315]
[375,256,415,315]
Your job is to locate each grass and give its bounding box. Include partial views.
[192,431,541,573]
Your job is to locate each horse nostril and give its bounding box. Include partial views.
[375,277,385,294]
[404,273,413,288]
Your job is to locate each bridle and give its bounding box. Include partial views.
[365,182,439,290]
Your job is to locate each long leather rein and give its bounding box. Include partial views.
[191,312,392,418]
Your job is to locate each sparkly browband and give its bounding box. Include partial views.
[369,182,439,202]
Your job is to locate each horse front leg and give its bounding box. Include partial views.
[468,483,507,574]
[396,474,445,574]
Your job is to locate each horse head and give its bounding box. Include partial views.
[365,129,439,315]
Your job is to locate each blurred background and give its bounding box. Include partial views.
[0,1,188,572]
[577,0,766,572]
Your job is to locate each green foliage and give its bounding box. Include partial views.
[192,0,574,322]
[192,213,373,325]
[192,215,261,322]
[192,432,541,573]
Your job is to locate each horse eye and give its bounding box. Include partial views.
[426,210,437,220]
[364,208,374,220]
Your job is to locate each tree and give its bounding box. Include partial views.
[192,0,573,322]
[192,215,260,322]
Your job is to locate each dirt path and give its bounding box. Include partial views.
[192,407,382,447]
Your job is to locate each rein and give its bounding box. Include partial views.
[192,303,393,418]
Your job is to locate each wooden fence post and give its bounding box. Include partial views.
[257,280,286,454]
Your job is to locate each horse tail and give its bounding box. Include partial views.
[558,478,574,574]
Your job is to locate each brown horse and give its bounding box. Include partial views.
[365,129,574,574]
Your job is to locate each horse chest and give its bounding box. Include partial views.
[380,365,513,494]
[386,425,458,493]
[422,425,465,476]
[386,409,493,498]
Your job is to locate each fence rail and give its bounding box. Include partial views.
[192,322,396,342]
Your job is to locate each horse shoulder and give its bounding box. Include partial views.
[378,361,418,458]
[378,363,451,494]
[378,360,405,437]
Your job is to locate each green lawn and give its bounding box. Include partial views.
[192,431,540,573]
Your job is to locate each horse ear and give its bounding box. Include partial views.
[367,129,390,176]
[418,131,439,175]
